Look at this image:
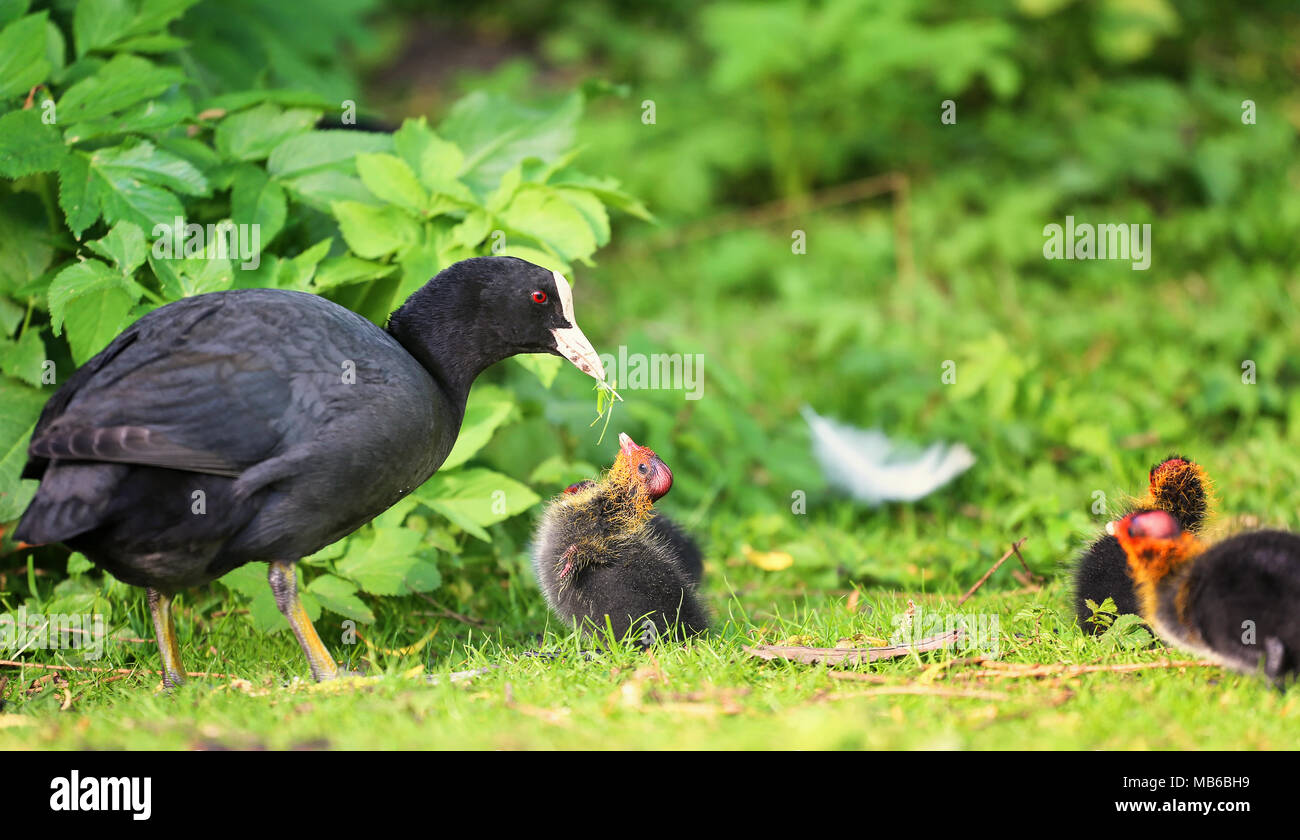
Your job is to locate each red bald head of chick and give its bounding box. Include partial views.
[609,432,673,501]
[1108,509,1202,592]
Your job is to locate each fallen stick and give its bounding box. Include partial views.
[744,628,962,666]
[948,659,1215,681]
[956,538,1028,606]
[827,683,1011,701]
[0,660,236,680]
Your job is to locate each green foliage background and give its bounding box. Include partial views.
[1,0,1298,699]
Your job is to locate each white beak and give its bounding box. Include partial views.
[549,270,607,382]
[552,324,607,382]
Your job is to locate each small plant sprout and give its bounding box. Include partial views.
[590,378,623,445]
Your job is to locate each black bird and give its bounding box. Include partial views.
[15,256,607,686]
[1111,509,1300,685]
[1073,455,1212,632]
[534,433,709,646]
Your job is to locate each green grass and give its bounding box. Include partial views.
[2,574,1297,750]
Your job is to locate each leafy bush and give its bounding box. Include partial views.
[0,0,645,629]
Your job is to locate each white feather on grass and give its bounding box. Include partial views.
[801,405,976,505]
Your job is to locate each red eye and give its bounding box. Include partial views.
[531,290,547,304]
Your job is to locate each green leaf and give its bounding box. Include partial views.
[0,13,50,98]
[92,139,209,195]
[272,237,331,291]
[307,573,374,623]
[230,165,287,246]
[149,251,233,299]
[0,192,55,293]
[0,1,30,28]
[356,152,427,214]
[440,91,581,200]
[57,153,105,238]
[335,527,441,596]
[0,378,46,521]
[215,104,321,162]
[280,171,373,212]
[267,130,392,179]
[0,109,66,178]
[73,0,130,56]
[440,385,515,471]
[394,117,466,186]
[312,255,397,291]
[330,200,420,259]
[85,220,146,275]
[57,54,184,127]
[47,259,139,363]
[501,185,599,262]
[514,354,563,388]
[0,328,45,387]
[61,95,194,143]
[414,467,541,539]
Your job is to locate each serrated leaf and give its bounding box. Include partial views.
[514,353,563,388]
[307,573,374,623]
[86,220,146,275]
[0,379,46,521]
[336,527,440,596]
[440,91,581,200]
[501,185,598,262]
[311,255,397,291]
[0,13,50,98]
[414,467,541,536]
[267,130,392,178]
[57,154,104,238]
[331,200,420,259]
[47,259,139,363]
[0,329,45,387]
[58,54,184,127]
[149,251,233,299]
[356,152,427,214]
[440,386,515,471]
[230,165,286,246]
[215,104,320,162]
[73,0,129,56]
[0,109,66,178]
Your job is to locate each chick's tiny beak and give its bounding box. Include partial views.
[619,432,637,456]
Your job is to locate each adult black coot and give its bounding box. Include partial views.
[15,256,608,685]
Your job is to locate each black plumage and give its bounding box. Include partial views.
[1112,510,1300,685]
[535,434,708,646]
[1073,455,1212,632]
[15,256,608,684]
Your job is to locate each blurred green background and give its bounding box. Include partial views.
[1,0,1298,672]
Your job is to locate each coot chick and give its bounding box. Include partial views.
[1073,455,1212,632]
[534,433,709,646]
[562,479,703,585]
[1110,510,1300,684]
[15,257,607,685]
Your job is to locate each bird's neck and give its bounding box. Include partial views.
[386,281,500,414]
[599,478,655,533]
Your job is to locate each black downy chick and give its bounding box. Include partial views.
[1073,455,1212,632]
[14,257,608,686]
[534,433,709,646]
[560,481,703,585]
[1111,509,1300,685]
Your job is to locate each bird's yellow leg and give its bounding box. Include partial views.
[147,588,186,689]
[268,560,339,682]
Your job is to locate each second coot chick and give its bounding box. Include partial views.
[1073,455,1212,632]
[534,434,708,646]
[1110,509,1300,685]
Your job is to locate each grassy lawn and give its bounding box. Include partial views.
[4,210,1300,749]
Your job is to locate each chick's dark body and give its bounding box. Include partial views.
[534,490,708,644]
[1169,530,1300,681]
[16,289,454,590]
